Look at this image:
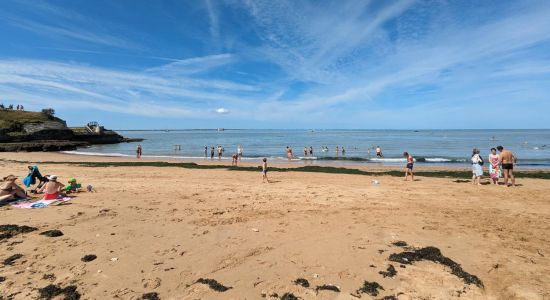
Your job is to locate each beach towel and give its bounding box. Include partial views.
[11,197,72,209]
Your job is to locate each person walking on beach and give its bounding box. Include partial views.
[232,153,238,166]
[210,147,215,160]
[376,146,383,158]
[489,148,501,185]
[497,146,517,187]
[286,146,293,160]
[471,148,483,185]
[403,152,414,181]
[136,144,142,159]
[262,158,269,183]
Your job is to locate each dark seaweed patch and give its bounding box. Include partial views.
[388,246,483,287]
[356,281,384,296]
[0,224,37,240]
[392,241,407,247]
[81,255,97,262]
[293,278,310,288]
[378,296,397,300]
[196,278,232,292]
[141,292,160,300]
[38,284,80,300]
[40,230,64,237]
[315,284,340,292]
[378,265,397,278]
[3,254,23,266]
[0,276,5,282]
[281,293,298,300]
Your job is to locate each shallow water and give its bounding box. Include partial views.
[70,129,550,168]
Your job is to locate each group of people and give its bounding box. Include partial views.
[0,168,84,203]
[0,103,24,110]
[471,145,516,186]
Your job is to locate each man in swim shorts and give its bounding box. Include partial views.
[262,158,269,183]
[497,146,516,187]
[403,152,414,181]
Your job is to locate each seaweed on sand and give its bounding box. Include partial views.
[388,246,483,287]
[0,224,37,240]
[293,278,310,288]
[378,265,397,278]
[141,292,160,300]
[38,284,80,300]
[281,293,299,300]
[195,278,232,292]
[40,230,64,237]
[391,241,407,247]
[315,284,340,292]
[3,254,23,266]
[81,254,97,262]
[356,281,384,296]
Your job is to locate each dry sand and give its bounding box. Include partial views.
[1,153,549,299]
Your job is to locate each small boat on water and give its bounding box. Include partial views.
[217,128,225,132]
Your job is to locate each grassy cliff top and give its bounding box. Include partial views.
[0,110,58,131]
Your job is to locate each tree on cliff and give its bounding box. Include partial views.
[41,108,55,117]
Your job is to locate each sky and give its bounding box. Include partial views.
[0,0,549,129]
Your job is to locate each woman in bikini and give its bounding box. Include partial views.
[0,175,27,201]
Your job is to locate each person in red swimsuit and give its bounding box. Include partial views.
[38,175,65,200]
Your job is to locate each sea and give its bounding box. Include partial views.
[64,129,550,168]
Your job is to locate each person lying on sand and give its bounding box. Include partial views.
[37,175,65,200]
[0,175,27,201]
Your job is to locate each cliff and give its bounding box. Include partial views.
[0,110,140,152]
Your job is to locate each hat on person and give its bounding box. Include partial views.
[3,175,17,181]
[48,175,58,181]
[68,178,76,183]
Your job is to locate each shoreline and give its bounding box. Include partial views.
[2,152,550,179]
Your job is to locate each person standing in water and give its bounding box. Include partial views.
[237,145,243,161]
[497,146,516,187]
[210,147,215,160]
[217,145,223,160]
[309,146,313,156]
[335,146,340,156]
[304,147,308,157]
[376,146,383,158]
[403,152,414,181]
[204,146,208,158]
[136,144,142,159]
[342,147,346,155]
[286,146,293,160]
[262,158,269,183]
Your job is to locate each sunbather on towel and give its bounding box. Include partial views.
[0,175,27,201]
[37,175,65,200]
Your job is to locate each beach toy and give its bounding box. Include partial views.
[86,185,94,192]
[371,180,380,185]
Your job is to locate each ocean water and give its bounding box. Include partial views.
[66,129,550,168]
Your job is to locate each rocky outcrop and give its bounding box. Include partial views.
[0,110,140,152]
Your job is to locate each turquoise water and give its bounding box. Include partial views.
[66,129,550,167]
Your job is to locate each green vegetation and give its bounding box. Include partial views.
[0,110,54,131]
[3,159,550,180]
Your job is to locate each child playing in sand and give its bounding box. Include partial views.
[262,158,269,183]
[63,178,82,194]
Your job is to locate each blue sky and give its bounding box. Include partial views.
[0,0,549,129]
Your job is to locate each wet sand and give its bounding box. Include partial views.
[1,153,549,299]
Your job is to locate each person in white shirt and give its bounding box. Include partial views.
[471,148,483,185]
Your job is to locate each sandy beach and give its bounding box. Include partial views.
[1,153,549,300]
